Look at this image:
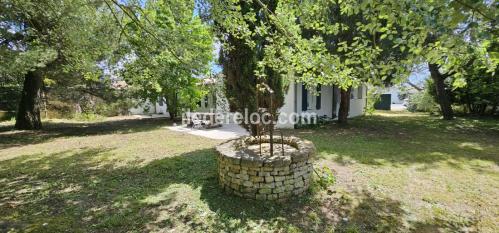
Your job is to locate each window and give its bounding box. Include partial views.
[302,85,308,111]
[204,95,209,108]
[357,86,363,99]
[302,85,321,111]
[158,97,164,106]
[316,85,321,110]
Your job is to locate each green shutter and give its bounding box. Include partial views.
[302,84,308,111]
[316,84,321,110]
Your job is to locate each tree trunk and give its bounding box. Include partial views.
[166,92,177,121]
[428,63,454,120]
[337,87,351,124]
[15,70,43,130]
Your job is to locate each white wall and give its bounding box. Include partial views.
[389,86,404,104]
[276,82,296,128]
[348,85,367,117]
[129,98,170,117]
[295,83,334,117]
[379,85,404,104]
[276,83,367,128]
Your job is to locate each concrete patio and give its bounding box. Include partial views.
[165,123,249,140]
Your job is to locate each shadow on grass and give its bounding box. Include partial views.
[290,112,499,168]
[0,146,478,232]
[0,118,171,150]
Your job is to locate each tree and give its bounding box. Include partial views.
[201,0,497,125]
[207,0,286,135]
[297,0,412,124]
[428,54,499,116]
[117,0,213,120]
[299,0,497,122]
[0,0,119,129]
[401,0,497,120]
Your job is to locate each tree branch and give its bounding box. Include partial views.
[453,0,496,23]
[105,0,185,65]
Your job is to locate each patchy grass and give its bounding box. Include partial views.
[0,112,498,232]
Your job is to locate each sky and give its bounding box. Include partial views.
[408,65,430,85]
[210,41,222,73]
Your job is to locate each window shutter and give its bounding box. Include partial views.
[158,97,164,106]
[302,84,308,111]
[357,86,363,99]
[204,95,209,107]
[316,84,321,110]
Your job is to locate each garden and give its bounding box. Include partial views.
[1,0,498,232]
[1,112,498,232]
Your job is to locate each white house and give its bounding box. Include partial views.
[195,80,367,128]
[276,82,367,128]
[129,97,170,117]
[129,78,367,128]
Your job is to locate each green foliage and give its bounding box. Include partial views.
[0,0,119,82]
[0,111,15,122]
[452,64,499,115]
[0,85,21,111]
[206,0,415,92]
[313,166,336,191]
[120,0,213,119]
[407,82,438,113]
[295,115,334,129]
[1,112,498,232]
[1,0,123,127]
[404,0,498,88]
[207,1,287,135]
[95,98,137,117]
[424,61,499,115]
[204,0,497,120]
[72,112,105,122]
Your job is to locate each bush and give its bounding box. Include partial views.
[95,98,137,117]
[0,111,15,122]
[0,86,21,111]
[407,89,439,113]
[295,115,334,129]
[72,113,105,122]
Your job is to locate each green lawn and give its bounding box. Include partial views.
[0,112,498,232]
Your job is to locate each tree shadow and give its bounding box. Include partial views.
[0,118,172,150]
[409,217,480,233]
[288,113,499,168]
[0,144,481,232]
[0,146,216,232]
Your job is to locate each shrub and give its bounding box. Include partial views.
[407,80,439,113]
[72,112,104,122]
[95,98,137,117]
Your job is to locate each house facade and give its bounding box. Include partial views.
[129,79,368,128]
[276,82,367,128]
[198,81,367,128]
[129,97,170,116]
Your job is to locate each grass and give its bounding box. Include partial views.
[0,112,498,232]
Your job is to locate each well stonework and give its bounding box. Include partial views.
[215,136,315,201]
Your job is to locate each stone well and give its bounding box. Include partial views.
[215,136,315,201]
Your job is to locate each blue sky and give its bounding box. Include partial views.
[408,65,430,84]
[210,41,222,73]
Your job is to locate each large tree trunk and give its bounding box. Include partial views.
[166,92,178,121]
[15,70,43,130]
[428,63,454,120]
[337,87,351,124]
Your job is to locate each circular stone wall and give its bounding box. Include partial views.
[215,136,315,201]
